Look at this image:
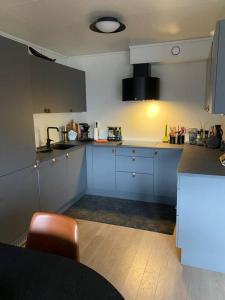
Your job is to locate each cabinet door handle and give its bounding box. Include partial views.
[155,151,158,155]
[33,160,40,169]
[112,149,115,154]
[52,158,56,163]
[44,108,51,113]
[132,172,136,177]
[132,157,136,161]
[66,153,69,159]
[132,149,136,154]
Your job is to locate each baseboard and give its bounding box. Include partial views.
[85,188,175,205]
[57,190,86,213]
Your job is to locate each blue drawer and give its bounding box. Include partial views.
[116,172,154,195]
[116,156,154,174]
[116,147,154,157]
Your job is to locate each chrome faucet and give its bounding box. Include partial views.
[46,127,59,148]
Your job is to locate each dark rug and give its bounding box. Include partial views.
[66,195,176,235]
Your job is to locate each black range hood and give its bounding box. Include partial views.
[122,63,160,101]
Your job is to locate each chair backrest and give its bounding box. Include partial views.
[26,212,79,261]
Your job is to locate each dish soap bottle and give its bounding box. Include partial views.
[94,122,99,141]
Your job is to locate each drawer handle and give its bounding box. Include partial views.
[132,172,136,177]
[132,157,136,161]
[52,158,56,163]
[66,153,69,159]
[132,149,136,154]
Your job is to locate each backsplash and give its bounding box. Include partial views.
[33,112,87,147]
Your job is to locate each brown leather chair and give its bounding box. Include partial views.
[26,212,79,262]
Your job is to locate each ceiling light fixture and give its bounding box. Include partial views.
[90,17,126,33]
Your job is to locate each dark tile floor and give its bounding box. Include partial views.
[66,195,176,235]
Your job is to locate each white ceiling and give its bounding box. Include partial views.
[0,0,225,56]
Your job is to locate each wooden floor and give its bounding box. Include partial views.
[78,219,225,300]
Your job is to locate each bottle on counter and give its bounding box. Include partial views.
[94,122,99,141]
[62,125,68,142]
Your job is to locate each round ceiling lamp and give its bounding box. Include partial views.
[90,17,126,33]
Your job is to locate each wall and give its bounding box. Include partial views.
[66,51,224,141]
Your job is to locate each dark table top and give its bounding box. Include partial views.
[0,243,124,300]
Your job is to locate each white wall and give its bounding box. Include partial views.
[34,50,224,146]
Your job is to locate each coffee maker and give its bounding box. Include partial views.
[79,123,93,141]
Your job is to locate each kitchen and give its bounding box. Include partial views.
[1,1,225,299]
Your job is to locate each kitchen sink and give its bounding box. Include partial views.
[37,147,53,153]
[52,143,77,150]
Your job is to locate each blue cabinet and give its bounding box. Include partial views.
[154,149,182,205]
[86,146,116,192]
[86,145,181,204]
[176,173,225,273]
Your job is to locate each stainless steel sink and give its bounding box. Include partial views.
[52,143,77,150]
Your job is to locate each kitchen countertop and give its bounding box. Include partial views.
[177,144,225,176]
[36,140,225,177]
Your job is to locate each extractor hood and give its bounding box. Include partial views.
[122,63,160,101]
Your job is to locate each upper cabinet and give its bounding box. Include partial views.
[0,36,36,176]
[205,20,225,114]
[30,56,87,113]
[130,38,212,64]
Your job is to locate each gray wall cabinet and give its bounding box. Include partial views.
[0,166,39,245]
[30,56,86,113]
[205,19,225,114]
[0,36,36,176]
[38,147,86,212]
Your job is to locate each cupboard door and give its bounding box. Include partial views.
[154,149,182,205]
[30,56,86,113]
[0,36,35,176]
[0,166,39,245]
[66,147,86,201]
[92,147,116,191]
[38,156,67,212]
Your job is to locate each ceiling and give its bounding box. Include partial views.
[0,0,225,56]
